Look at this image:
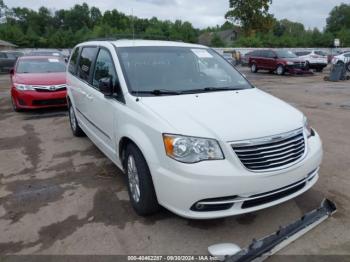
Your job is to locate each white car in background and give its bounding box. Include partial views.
[295,50,328,72]
[331,52,350,71]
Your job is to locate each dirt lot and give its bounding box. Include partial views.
[0,68,350,257]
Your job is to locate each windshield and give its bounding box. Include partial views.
[16,58,66,73]
[117,47,252,95]
[275,50,298,59]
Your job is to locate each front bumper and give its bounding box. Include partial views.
[285,66,312,75]
[11,88,67,109]
[150,131,322,219]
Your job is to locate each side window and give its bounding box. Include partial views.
[78,47,97,82]
[267,51,275,58]
[344,53,350,58]
[68,47,80,75]
[260,51,268,58]
[92,48,118,89]
[315,51,326,56]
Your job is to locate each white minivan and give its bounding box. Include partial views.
[66,40,323,219]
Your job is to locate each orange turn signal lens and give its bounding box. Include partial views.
[163,135,174,156]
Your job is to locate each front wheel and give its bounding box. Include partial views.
[125,143,159,216]
[68,102,85,137]
[251,63,258,73]
[276,65,285,75]
[11,96,22,112]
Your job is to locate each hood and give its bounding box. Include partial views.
[140,88,304,142]
[13,72,66,85]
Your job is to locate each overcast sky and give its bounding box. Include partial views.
[5,0,349,30]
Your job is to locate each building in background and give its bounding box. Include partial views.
[198,28,240,47]
[0,40,17,50]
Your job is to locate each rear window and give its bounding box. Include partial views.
[78,47,97,81]
[315,51,327,56]
[295,51,311,56]
[16,58,66,73]
[68,47,80,75]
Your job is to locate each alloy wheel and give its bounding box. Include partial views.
[127,155,141,203]
[69,106,77,131]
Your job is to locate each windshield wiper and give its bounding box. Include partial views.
[180,86,246,94]
[130,89,181,96]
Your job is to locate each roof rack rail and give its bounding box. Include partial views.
[88,34,184,42]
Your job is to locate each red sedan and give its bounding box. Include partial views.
[10,56,67,111]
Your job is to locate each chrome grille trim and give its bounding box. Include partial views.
[33,84,67,92]
[231,128,306,172]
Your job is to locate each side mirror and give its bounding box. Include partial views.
[9,69,14,76]
[98,77,114,97]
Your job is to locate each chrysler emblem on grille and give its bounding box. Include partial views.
[49,86,56,91]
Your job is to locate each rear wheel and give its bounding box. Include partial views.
[68,102,85,137]
[316,67,324,72]
[276,65,285,75]
[251,63,258,73]
[346,62,350,72]
[124,143,159,216]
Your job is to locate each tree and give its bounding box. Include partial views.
[326,3,350,33]
[210,33,225,47]
[225,0,274,35]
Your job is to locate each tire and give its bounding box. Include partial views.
[68,102,85,137]
[251,63,258,73]
[346,62,350,72]
[316,67,323,73]
[11,96,22,112]
[124,143,159,216]
[276,65,285,75]
[305,61,310,71]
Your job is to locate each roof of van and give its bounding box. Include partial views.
[80,39,207,48]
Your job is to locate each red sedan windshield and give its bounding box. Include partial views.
[16,58,66,73]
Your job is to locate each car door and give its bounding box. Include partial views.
[265,50,277,70]
[74,46,98,128]
[0,52,8,71]
[84,47,123,160]
[67,47,83,111]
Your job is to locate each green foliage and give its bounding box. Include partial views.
[0,2,199,48]
[211,33,225,47]
[326,3,350,46]
[225,0,274,35]
[326,3,350,33]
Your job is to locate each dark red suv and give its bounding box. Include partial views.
[249,50,308,75]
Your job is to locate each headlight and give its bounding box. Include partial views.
[14,83,35,91]
[163,134,224,163]
[303,116,312,138]
[286,61,294,65]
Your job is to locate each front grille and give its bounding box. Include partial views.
[35,87,66,92]
[232,129,305,171]
[33,84,67,92]
[32,98,66,106]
